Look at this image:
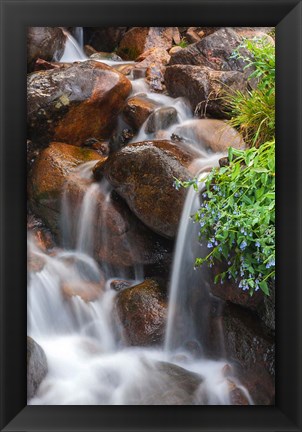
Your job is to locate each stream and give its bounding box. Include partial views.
[27,29,253,405]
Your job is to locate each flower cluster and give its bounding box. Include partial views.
[175,140,275,296]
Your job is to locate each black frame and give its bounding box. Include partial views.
[0,0,301,431]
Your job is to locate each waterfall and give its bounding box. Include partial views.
[28,39,253,405]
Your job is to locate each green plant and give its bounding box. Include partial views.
[175,140,275,295]
[226,37,275,147]
[176,37,189,49]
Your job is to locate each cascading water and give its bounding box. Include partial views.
[27,30,253,405]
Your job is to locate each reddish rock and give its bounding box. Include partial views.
[172,119,245,153]
[27,27,66,72]
[28,142,104,233]
[165,65,247,118]
[61,280,105,302]
[136,48,171,68]
[185,27,201,44]
[96,140,199,238]
[145,64,166,92]
[27,60,132,146]
[118,27,180,60]
[29,142,172,269]
[122,96,159,130]
[115,279,167,346]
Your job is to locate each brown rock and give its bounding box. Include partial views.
[118,27,180,60]
[115,279,167,346]
[185,27,201,44]
[84,44,97,56]
[110,279,132,292]
[62,280,105,302]
[85,27,128,52]
[27,60,132,146]
[145,64,166,93]
[90,52,123,62]
[97,140,198,238]
[219,303,275,405]
[169,28,252,75]
[169,46,183,55]
[145,107,178,134]
[122,96,159,130]
[172,119,245,153]
[165,65,247,118]
[28,142,104,233]
[27,336,48,399]
[29,143,172,269]
[27,27,66,72]
[135,48,171,68]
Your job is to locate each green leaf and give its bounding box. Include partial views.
[259,280,269,295]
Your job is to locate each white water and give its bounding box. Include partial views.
[28,29,252,405]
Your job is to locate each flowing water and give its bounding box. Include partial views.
[27,29,252,405]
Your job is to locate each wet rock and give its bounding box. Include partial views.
[29,142,172,269]
[27,60,132,146]
[33,58,67,72]
[135,48,171,68]
[118,27,180,60]
[259,280,275,331]
[27,27,66,72]
[165,65,247,118]
[112,63,134,76]
[122,96,159,130]
[145,64,166,93]
[145,107,178,134]
[169,28,251,75]
[28,142,104,233]
[128,360,203,405]
[27,213,56,251]
[228,380,249,405]
[97,140,197,238]
[27,336,48,399]
[172,119,245,153]
[110,279,132,292]
[115,279,167,346]
[90,52,123,62]
[185,27,201,44]
[169,46,183,55]
[84,44,97,56]
[85,27,128,52]
[62,280,105,302]
[217,303,275,405]
[210,272,262,313]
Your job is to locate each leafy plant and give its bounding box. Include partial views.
[174,36,276,296]
[176,37,189,49]
[175,140,275,296]
[226,37,275,147]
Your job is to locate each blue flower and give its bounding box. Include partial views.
[240,241,247,250]
[255,241,260,247]
[207,242,213,248]
[202,193,207,199]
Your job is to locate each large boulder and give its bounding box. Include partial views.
[27,27,66,72]
[28,142,104,233]
[27,336,48,400]
[209,302,275,405]
[117,27,180,60]
[122,96,159,131]
[165,65,247,118]
[115,279,167,346]
[27,60,132,146]
[28,142,172,269]
[169,28,251,75]
[172,119,245,153]
[84,27,128,52]
[96,140,198,238]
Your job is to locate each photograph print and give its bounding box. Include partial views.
[27,26,275,405]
